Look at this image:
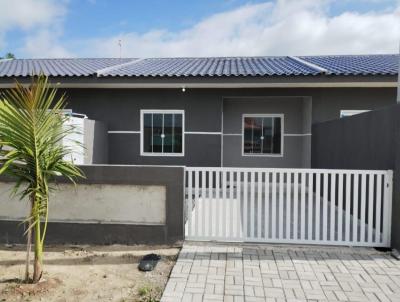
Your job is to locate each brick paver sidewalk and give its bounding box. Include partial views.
[161,242,400,302]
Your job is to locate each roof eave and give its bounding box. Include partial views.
[0,74,396,89]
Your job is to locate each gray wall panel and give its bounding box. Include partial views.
[108,133,221,166]
[310,87,395,124]
[0,165,185,244]
[223,97,306,134]
[64,88,222,132]
[222,97,311,167]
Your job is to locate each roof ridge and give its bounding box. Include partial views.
[299,53,398,58]
[96,58,145,76]
[288,56,328,74]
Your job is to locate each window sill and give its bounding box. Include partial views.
[140,153,185,157]
[241,153,284,158]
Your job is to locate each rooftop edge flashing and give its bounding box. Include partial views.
[96,58,144,76]
[288,56,329,74]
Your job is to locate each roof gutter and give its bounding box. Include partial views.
[0,81,395,89]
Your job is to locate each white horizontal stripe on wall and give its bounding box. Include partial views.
[185,131,222,135]
[108,131,140,134]
[223,133,312,136]
[108,131,311,136]
[109,130,222,135]
[284,133,312,136]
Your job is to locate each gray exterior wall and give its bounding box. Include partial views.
[59,87,396,167]
[311,104,400,250]
[0,165,184,245]
[0,85,394,167]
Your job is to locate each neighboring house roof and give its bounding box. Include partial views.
[0,54,398,78]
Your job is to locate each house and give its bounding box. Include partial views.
[0,54,398,168]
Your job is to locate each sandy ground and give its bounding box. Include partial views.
[0,244,180,302]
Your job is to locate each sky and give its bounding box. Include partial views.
[0,0,399,58]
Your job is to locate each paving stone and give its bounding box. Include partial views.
[264,287,285,298]
[161,243,398,302]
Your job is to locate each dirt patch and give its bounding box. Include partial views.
[0,244,180,302]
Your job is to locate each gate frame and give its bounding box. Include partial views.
[184,167,393,247]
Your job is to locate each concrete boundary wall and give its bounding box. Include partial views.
[312,103,400,250]
[0,165,184,245]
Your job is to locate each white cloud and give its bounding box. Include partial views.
[22,29,72,58]
[0,0,70,57]
[0,0,65,30]
[80,0,400,57]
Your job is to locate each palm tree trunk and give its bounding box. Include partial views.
[24,225,32,282]
[24,196,34,283]
[32,216,43,283]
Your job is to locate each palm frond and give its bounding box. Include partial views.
[0,75,85,247]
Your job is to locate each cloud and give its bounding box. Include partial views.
[22,29,73,58]
[0,0,70,57]
[3,0,400,58]
[80,0,400,57]
[0,0,65,30]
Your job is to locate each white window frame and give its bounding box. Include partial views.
[340,110,370,118]
[140,109,185,157]
[241,113,284,157]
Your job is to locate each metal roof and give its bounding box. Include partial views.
[299,54,399,76]
[0,58,135,77]
[99,57,320,77]
[0,54,397,78]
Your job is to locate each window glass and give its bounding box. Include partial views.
[142,111,184,155]
[173,114,183,153]
[243,115,282,155]
[163,114,173,153]
[152,114,163,153]
[143,114,153,152]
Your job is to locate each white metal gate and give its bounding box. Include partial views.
[185,167,393,247]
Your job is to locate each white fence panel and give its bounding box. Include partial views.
[185,167,393,247]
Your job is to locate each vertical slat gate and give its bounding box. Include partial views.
[286,172,291,240]
[308,172,314,241]
[185,167,392,247]
[279,172,284,240]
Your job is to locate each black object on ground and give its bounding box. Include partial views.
[138,253,161,271]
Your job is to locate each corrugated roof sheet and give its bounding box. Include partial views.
[0,54,398,78]
[0,58,135,77]
[299,54,399,75]
[100,57,320,77]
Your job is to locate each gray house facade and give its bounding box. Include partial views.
[0,55,398,168]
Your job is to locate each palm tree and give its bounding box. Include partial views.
[0,52,15,59]
[0,75,84,283]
